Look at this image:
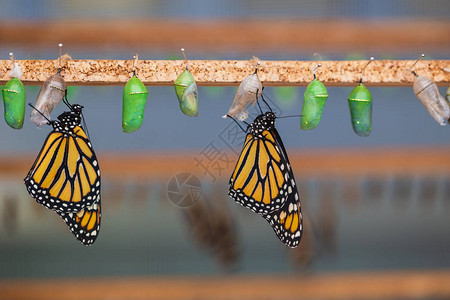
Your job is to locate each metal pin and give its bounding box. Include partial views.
[409,53,425,76]
[132,54,138,76]
[58,43,63,70]
[311,63,322,79]
[181,48,189,70]
[360,56,374,82]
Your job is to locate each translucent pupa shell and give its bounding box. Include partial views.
[30,73,66,126]
[413,75,450,126]
[174,70,198,117]
[300,78,328,130]
[122,76,148,133]
[348,83,372,137]
[224,73,262,121]
[2,77,26,129]
[446,87,450,104]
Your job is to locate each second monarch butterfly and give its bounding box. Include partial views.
[228,97,303,248]
[24,101,101,213]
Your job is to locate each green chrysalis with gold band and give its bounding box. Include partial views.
[2,77,26,129]
[122,75,148,133]
[348,81,372,137]
[300,78,328,130]
[174,69,198,117]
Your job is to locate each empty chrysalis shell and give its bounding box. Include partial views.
[446,87,450,104]
[30,73,66,126]
[348,83,372,137]
[2,75,26,129]
[224,73,262,121]
[174,69,198,117]
[300,78,328,130]
[122,76,148,133]
[413,75,450,126]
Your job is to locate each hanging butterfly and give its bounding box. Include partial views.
[24,98,101,214]
[227,96,302,248]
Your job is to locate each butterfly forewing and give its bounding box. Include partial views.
[229,129,291,215]
[25,110,101,214]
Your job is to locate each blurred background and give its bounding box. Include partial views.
[0,1,449,299]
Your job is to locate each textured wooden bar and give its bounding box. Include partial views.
[1,271,450,300]
[0,59,449,86]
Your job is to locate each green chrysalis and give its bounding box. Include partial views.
[348,82,372,137]
[174,69,198,117]
[2,76,26,129]
[122,75,148,133]
[300,76,328,130]
[174,48,198,117]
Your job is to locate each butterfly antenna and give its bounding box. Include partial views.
[62,91,72,109]
[28,103,52,125]
[226,114,249,133]
[256,89,263,114]
[277,114,304,119]
[260,92,273,113]
[81,111,91,141]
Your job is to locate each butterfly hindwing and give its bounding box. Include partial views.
[263,182,302,248]
[25,117,100,213]
[56,198,101,246]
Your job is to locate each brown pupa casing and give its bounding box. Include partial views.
[30,73,67,126]
[413,74,450,126]
[223,73,262,121]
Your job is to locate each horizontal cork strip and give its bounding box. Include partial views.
[0,59,449,87]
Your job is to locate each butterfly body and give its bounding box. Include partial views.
[229,111,302,248]
[25,104,101,245]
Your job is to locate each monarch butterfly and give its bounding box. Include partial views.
[228,99,302,248]
[57,200,101,245]
[24,101,101,214]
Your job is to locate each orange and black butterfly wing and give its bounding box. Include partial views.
[229,129,291,215]
[24,125,100,213]
[56,198,101,245]
[264,127,303,247]
[263,190,302,248]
